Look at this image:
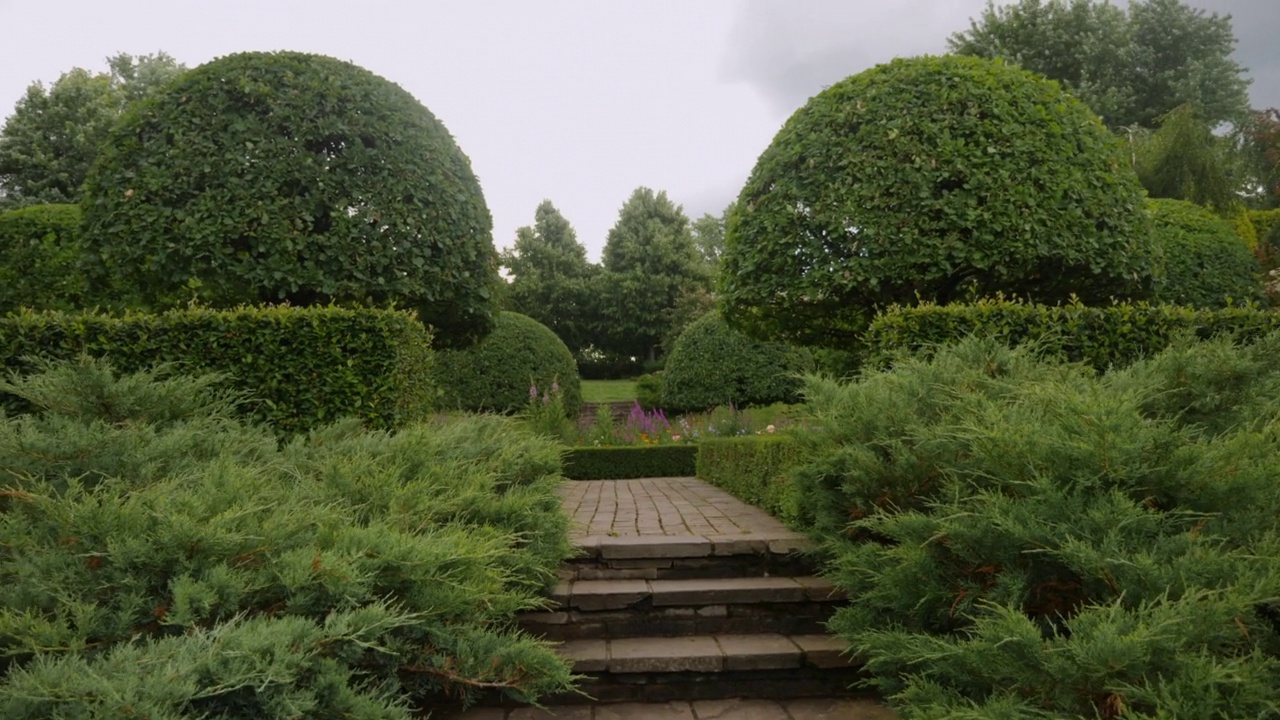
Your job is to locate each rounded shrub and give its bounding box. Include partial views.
[720,55,1155,347]
[0,203,88,313]
[431,311,582,417]
[1149,198,1262,308]
[660,311,813,413]
[80,51,499,348]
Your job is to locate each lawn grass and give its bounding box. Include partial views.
[581,379,637,403]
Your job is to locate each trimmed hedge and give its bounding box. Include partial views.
[720,55,1154,347]
[661,312,813,413]
[0,204,89,313]
[863,299,1280,372]
[0,306,433,434]
[562,445,698,480]
[431,311,581,417]
[1148,199,1262,308]
[695,435,802,521]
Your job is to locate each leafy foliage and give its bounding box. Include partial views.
[695,435,802,521]
[788,336,1280,718]
[0,204,89,313]
[79,51,499,347]
[1242,108,1280,207]
[0,359,575,717]
[1147,198,1262,308]
[863,298,1280,373]
[720,55,1154,347]
[661,312,813,413]
[500,200,598,355]
[0,53,185,210]
[562,445,698,480]
[0,306,434,434]
[431,311,581,418]
[1127,105,1244,213]
[949,0,1252,130]
[599,188,711,361]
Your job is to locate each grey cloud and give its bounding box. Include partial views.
[723,0,1279,117]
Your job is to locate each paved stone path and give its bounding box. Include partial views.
[454,697,895,719]
[558,478,790,538]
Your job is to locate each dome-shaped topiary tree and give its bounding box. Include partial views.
[720,55,1156,347]
[1149,199,1262,308]
[430,311,582,417]
[660,311,813,413]
[0,203,89,313]
[80,51,499,347]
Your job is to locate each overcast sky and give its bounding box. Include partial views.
[1,0,1275,262]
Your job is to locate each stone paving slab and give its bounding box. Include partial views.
[443,698,896,719]
[558,479,797,541]
[549,634,855,674]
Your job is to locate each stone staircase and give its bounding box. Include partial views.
[521,532,865,705]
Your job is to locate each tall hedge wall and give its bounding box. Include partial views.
[0,306,433,434]
[863,299,1280,372]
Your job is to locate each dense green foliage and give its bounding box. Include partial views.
[500,200,598,355]
[0,359,575,717]
[562,445,698,480]
[1253,208,1280,250]
[863,298,1280,372]
[0,53,185,210]
[1131,105,1243,212]
[948,0,1252,130]
[1243,108,1280,207]
[0,204,88,313]
[787,336,1280,718]
[0,306,433,434]
[599,187,710,361]
[695,435,802,521]
[80,51,499,347]
[720,55,1154,347]
[661,312,812,413]
[431,311,581,417]
[1147,198,1262,308]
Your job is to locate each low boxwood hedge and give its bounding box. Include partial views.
[0,306,433,434]
[562,445,698,480]
[695,435,802,521]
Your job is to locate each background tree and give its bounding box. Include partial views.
[690,201,734,270]
[599,187,709,362]
[949,0,1251,130]
[500,200,597,355]
[1241,108,1280,208]
[80,51,499,348]
[0,52,185,210]
[1127,104,1241,212]
[720,55,1155,348]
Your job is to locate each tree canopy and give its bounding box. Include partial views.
[500,200,598,355]
[719,55,1155,347]
[598,187,709,361]
[0,53,185,210]
[948,0,1252,130]
[79,51,500,348]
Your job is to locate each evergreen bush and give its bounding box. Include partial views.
[0,204,88,313]
[1148,198,1263,308]
[661,312,813,413]
[79,51,499,348]
[863,298,1280,372]
[0,359,576,717]
[720,55,1155,347]
[0,306,433,434]
[431,311,581,417]
[789,335,1280,718]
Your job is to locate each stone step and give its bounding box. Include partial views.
[524,576,845,641]
[545,633,865,704]
[567,533,818,581]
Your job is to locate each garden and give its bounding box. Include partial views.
[1,16,1280,719]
